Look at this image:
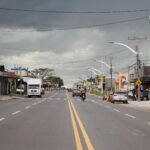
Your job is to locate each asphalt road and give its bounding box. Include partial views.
[0,90,150,150]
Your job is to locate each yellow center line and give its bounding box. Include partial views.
[67,95,83,150]
[66,91,95,150]
[69,99,95,150]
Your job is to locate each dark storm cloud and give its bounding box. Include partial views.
[0,0,149,30]
[0,0,150,85]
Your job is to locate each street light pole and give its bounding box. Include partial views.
[110,58,113,91]
[135,46,141,101]
[109,42,141,101]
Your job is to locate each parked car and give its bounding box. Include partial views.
[112,91,128,104]
[72,89,81,97]
[140,90,150,100]
[16,88,24,95]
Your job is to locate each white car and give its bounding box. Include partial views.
[112,91,128,104]
[16,88,24,94]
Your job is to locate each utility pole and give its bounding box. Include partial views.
[135,46,141,101]
[128,36,147,101]
[110,58,113,91]
[127,66,130,92]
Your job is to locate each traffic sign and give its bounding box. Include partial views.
[135,80,142,85]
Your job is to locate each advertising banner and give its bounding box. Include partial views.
[118,73,129,91]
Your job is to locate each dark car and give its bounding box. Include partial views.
[72,89,81,97]
[140,90,150,100]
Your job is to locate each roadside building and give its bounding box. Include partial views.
[0,68,18,95]
[11,67,28,77]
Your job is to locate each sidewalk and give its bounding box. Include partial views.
[128,100,150,108]
[0,95,25,101]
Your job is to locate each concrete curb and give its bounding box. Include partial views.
[88,93,103,99]
[0,96,25,101]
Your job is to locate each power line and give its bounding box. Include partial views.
[54,16,148,30]
[0,16,148,32]
[0,7,150,14]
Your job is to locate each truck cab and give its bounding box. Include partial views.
[27,79,42,97]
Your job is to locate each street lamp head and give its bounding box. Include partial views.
[109,41,138,55]
[108,42,115,44]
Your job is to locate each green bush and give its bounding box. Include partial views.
[11,88,17,94]
[90,91,103,96]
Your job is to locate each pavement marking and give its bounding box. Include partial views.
[147,122,150,125]
[67,99,83,150]
[99,103,104,106]
[125,114,136,119]
[113,109,120,112]
[69,99,95,150]
[105,105,110,108]
[32,103,37,105]
[91,100,97,104]
[25,106,31,109]
[0,117,5,121]
[12,110,21,115]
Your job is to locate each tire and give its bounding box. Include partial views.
[124,101,128,104]
[111,100,115,103]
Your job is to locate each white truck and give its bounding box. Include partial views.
[27,78,42,97]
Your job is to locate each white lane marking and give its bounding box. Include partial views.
[0,117,5,121]
[32,103,37,105]
[12,110,21,115]
[125,114,136,119]
[105,105,110,108]
[113,109,120,112]
[99,103,104,106]
[91,100,97,104]
[147,122,150,125]
[25,106,30,109]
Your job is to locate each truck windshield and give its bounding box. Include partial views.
[29,85,39,89]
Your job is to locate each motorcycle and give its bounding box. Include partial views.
[80,92,86,101]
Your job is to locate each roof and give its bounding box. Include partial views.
[0,71,19,78]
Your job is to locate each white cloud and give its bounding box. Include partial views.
[0,0,150,86]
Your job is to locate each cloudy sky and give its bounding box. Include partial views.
[0,0,150,86]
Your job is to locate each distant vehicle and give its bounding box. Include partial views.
[16,84,24,95]
[72,89,81,97]
[16,88,24,95]
[112,91,128,104]
[80,92,86,101]
[140,90,150,100]
[27,78,42,98]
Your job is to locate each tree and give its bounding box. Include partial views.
[46,76,64,87]
[30,68,54,79]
